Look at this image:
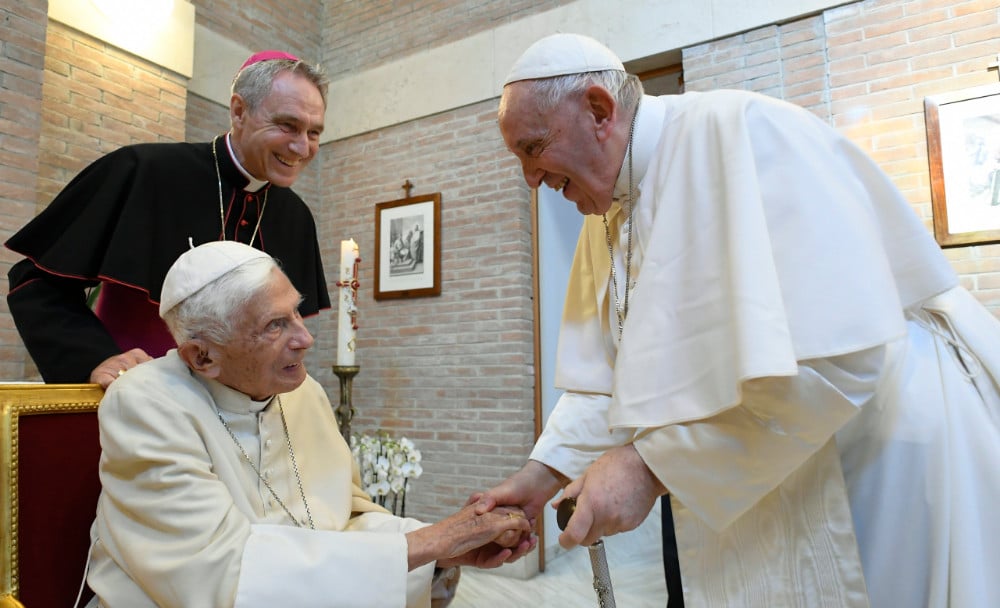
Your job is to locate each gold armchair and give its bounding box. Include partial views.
[1,384,104,607]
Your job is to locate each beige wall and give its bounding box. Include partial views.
[1,0,998,536]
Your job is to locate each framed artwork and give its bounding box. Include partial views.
[373,192,441,300]
[924,83,1000,247]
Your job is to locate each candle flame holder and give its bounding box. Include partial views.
[332,365,360,444]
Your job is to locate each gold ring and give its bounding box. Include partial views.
[507,512,522,520]
[118,369,126,376]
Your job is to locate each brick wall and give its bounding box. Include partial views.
[322,0,575,78]
[0,2,48,379]
[194,0,322,61]
[683,0,1000,315]
[321,101,537,518]
[184,94,228,143]
[37,23,188,210]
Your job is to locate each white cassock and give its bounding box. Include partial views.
[86,351,437,607]
[532,91,1000,607]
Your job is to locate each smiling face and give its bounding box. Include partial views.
[209,268,315,400]
[229,70,325,187]
[498,81,623,216]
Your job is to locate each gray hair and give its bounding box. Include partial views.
[162,256,279,345]
[231,59,330,111]
[520,70,644,115]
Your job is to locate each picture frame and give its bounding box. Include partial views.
[373,192,441,300]
[924,83,1000,247]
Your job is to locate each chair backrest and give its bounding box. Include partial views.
[0,384,104,608]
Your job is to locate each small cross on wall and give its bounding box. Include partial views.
[402,179,414,198]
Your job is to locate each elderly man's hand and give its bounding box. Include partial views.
[89,348,154,389]
[407,504,534,571]
[442,527,538,570]
[469,459,566,523]
[556,443,666,549]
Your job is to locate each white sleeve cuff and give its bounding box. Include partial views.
[236,521,428,607]
[530,391,634,479]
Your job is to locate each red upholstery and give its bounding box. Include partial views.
[1,385,103,608]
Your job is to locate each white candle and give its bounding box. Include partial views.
[336,238,360,366]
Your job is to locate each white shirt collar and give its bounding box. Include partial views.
[199,372,273,415]
[225,132,269,193]
[612,95,666,200]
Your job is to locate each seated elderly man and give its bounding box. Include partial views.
[85,241,532,607]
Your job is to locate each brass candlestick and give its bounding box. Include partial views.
[332,365,360,444]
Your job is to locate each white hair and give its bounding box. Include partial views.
[520,70,643,114]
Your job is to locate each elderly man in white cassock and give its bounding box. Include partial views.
[84,241,533,607]
[475,33,1000,607]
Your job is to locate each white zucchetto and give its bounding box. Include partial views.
[159,240,271,317]
[503,33,626,86]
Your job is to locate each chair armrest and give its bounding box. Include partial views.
[0,594,26,608]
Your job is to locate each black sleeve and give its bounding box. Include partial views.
[7,259,120,383]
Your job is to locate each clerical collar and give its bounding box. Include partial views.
[612,95,665,201]
[224,132,269,193]
[199,372,274,415]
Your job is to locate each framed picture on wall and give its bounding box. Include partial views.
[924,83,1000,247]
[373,192,441,300]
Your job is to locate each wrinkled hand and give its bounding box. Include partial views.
[409,504,533,570]
[442,529,538,570]
[556,444,666,549]
[470,460,566,523]
[466,460,565,557]
[89,348,154,389]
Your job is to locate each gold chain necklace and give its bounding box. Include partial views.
[216,396,315,529]
[212,135,269,246]
[603,102,640,340]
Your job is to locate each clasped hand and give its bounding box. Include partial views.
[409,503,535,571]
[471,445,665,551]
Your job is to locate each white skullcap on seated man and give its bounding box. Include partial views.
[84,240,533,608]
[157,239,271,315]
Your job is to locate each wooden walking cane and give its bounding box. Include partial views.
[557,497,616,608]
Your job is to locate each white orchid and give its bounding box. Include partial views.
[350,430,423,517]
[390,450,406,467]
[400,461,423,479]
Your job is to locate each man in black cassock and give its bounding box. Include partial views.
[5,50,331,388]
